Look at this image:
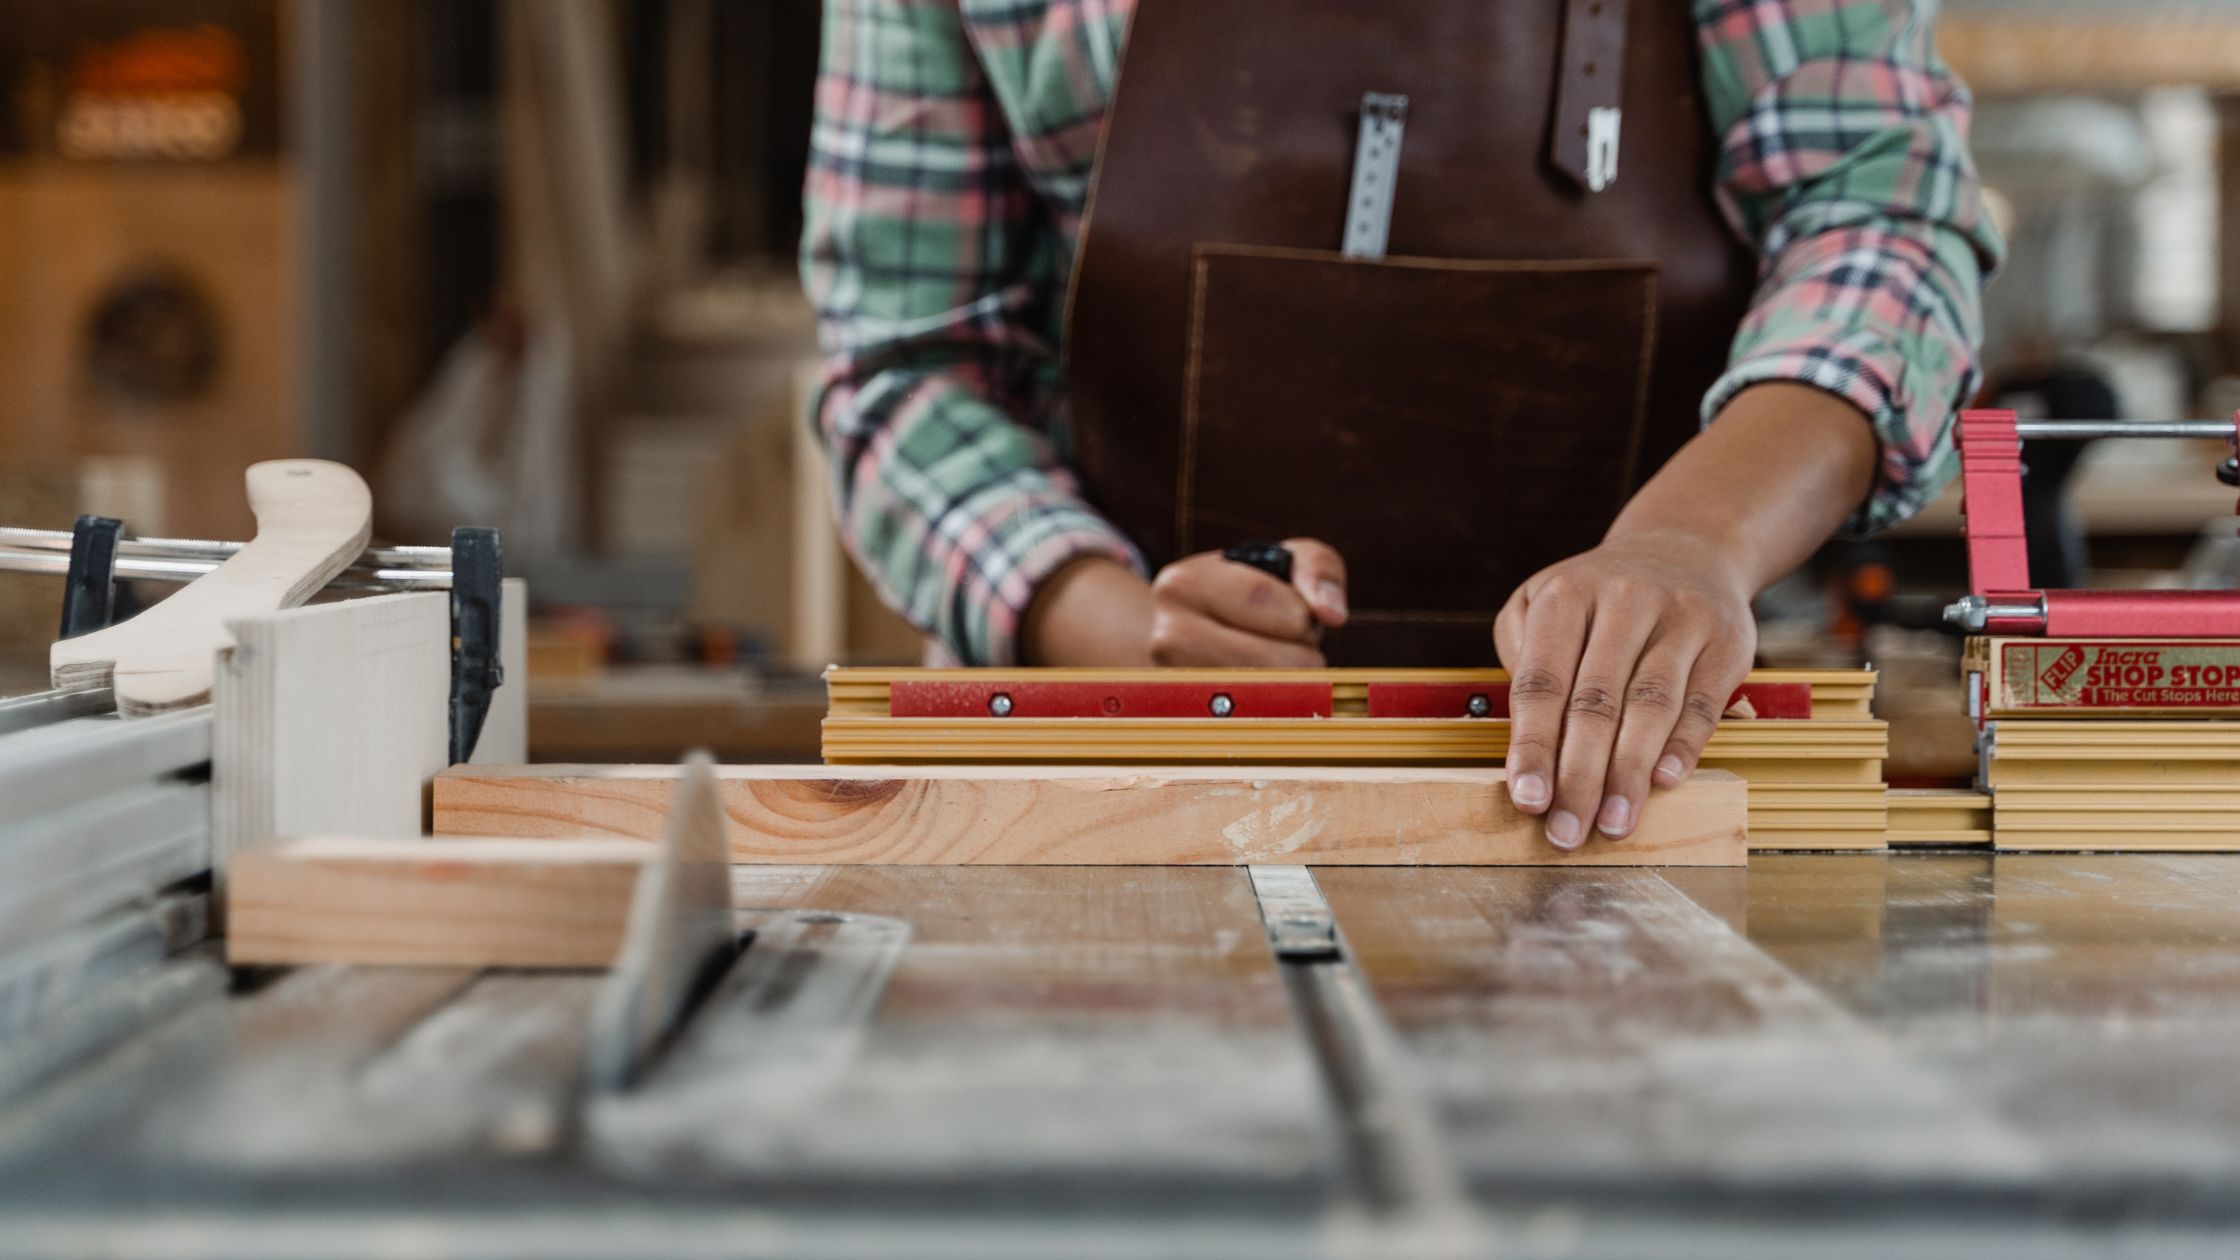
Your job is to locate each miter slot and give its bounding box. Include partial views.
[1249,865,1341,961]
[1249,863,1481,1236]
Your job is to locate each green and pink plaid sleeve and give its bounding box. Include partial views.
[802,0,2003,665]
[1696,0,2004,536]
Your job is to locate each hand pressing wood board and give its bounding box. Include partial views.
[433,764,1747,866]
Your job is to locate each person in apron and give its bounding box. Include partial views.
[801,0,2002,849]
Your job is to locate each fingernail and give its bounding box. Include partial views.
[1654,755,1686,786]
[1546,811,1584,850]
[1597,795,1632,837]
[1315,580,1347,619]
[1511,773,1550,810]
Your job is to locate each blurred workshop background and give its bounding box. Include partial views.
[0,0,2236,774]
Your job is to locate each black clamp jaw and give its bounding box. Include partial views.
[1222,540,1296,583]
[447,526,505,765]
[57,515,123,641]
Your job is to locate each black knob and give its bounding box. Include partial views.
[1222,541,1294,583]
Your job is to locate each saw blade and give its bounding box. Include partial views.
[585,752,739,1092]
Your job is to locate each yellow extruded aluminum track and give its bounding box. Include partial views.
[823,668,1891,851]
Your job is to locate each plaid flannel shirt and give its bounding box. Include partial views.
[802,0,2004,666]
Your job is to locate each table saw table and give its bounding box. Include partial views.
[4,852,2239,1259]
[9,461,2240,1258]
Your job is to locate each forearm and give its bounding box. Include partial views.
[1022,557,1156,666]
[1610,382,1878,594]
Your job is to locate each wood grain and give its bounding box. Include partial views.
[1318,865,2038,1188]
[600,865,1343,1184]
[226,837,653,968]
[51,460,373,713]
[433,764,1747,866]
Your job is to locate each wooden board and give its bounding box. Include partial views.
[212,592,452,915]
[433,764,1748,866]
[226,837,652,968]
[608,865,1344,1187]
[1318,866,2038,1192]
[50,460,372,714]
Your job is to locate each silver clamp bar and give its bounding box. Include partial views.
[0,527,453,592]
[0,527,449,568]
[1342,93,1408,260]
[2011,419,2237,440]
[0,687,116,739]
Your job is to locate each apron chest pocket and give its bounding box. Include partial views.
[1178,244,1661,663]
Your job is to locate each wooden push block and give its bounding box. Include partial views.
[52,460,374,714]
[433,764,1748,866]
[227,837,654,968]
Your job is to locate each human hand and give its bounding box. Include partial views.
[1492,530,1756,850]
[1148,537,1349,667]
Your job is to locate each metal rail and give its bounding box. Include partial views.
[0,710,215,820]
[0,543,451,591]
[0,527,449,568]
[0,688,116,738]
[2012,419,2237,440]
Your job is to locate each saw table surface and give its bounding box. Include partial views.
[5,853,2240,1258]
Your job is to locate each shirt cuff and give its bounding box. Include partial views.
[953,497,1146,667]
[1701,328,1958,538]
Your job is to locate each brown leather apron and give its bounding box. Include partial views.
[1065,0,1756,665]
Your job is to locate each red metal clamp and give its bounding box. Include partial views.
[1950,408,2240,637]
